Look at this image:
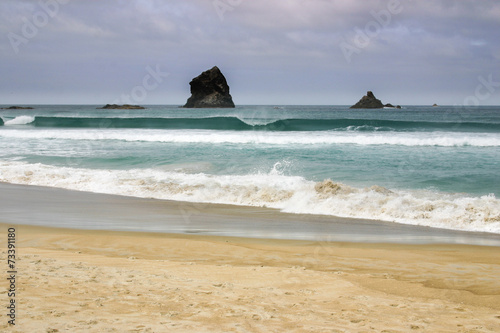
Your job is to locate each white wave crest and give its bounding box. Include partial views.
[1,129,500,147]
[0,161,499,234]
[4,116,35,125]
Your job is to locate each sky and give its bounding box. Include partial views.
[1,0,499,105]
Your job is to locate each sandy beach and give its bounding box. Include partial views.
[1,221,500,332]
[2,0,500,331]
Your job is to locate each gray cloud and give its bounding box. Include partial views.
[1,0,499,105]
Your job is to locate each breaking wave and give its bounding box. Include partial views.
[4,115,36,125]
[0,161,499,234]
[1,128,499,147]
[5,115,500,132]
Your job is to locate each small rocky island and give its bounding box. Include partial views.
[183,66,235,108]
[1,106,34,110]
[350,91,400,109]
[98,104,145,110]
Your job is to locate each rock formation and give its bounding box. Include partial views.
[98,104,145,110]
[432,103,439,107]
[0,117,3,126]
[184,66,235,108]
[350,91,384,109]
[384,103,401,109]
[1,106,34,110]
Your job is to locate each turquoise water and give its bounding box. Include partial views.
[1,105,499,233]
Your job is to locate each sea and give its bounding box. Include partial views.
[0,104,499,234]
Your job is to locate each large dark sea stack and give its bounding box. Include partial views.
[184,66,235,108]
[350,91,384,109]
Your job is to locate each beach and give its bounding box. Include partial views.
[1,185,500,332]
[2,0,500,331]
[2,224,500,332]
[1,105,500,331]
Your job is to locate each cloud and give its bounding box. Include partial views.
[0,0,499,104]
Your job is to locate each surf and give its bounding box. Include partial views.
[4,115,499,132]
[1,128,500,147]
[0,160,498,234]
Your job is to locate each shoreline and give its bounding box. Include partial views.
[1,222,500,331]
[1,182,500,331]
[2,181,500,246]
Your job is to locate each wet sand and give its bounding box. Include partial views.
[1,224,499,332]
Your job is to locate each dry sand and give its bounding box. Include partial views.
[1,223,500,332]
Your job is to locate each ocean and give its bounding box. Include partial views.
[1,104,499,234]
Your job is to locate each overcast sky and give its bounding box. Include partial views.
[1,0,499,105]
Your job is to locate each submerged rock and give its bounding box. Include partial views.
[98,104,145,110]
[184,66,235,108]
[350,91,384,109]
[1,106,34,110]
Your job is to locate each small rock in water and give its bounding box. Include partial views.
[98,104,145,109]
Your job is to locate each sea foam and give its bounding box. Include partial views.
[0,161,499,234]
[1,128,499,147]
